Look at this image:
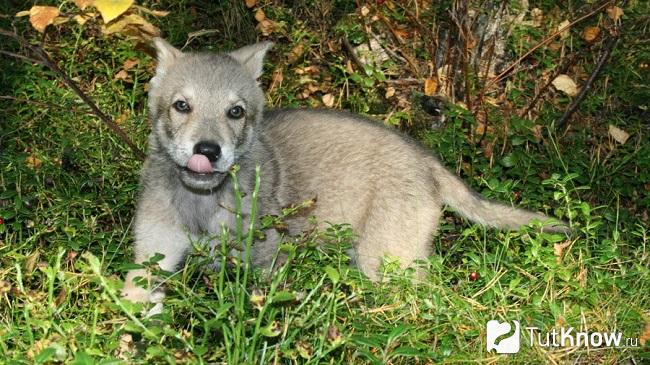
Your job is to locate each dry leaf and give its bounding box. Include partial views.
[608,124,630,144]
[95,0,134,23]
[132,5,170,17]
[556,20,571,39]
[384,87,395,98]
[531,8,543,27]
[606,6,624,21]
[257,19,277,36]
[268,68,283,94]
[641,323,650,346]
[122,59,139,70]
[245,0,257,8]
[15,10,30,17]
[254,9,265,22]
[102,14,160,40]
[322,93,335,107]
[582,26,600,43]
[424,77,437,96]
[360,6,370,17]
[115,111,129,124]
[29,6,60,33]
[74,0,93,11]
[114,69,129,81]
[26,154,42,169]
[531,124,544,142]
[552,74,578,96]
[287,44,305,64]
[554,240,572,263]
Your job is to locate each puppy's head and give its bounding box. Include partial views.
[148,38,272,190]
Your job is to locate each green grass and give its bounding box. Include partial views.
[1,0,648,363]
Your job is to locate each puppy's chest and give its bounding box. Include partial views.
[175,189,252,236]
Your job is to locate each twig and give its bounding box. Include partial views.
[341,36,365,71]
[519,52,582,118]
[484,0,614,91]
[555,30,620,129]
[0,29,146,161]
[0,50,43,65]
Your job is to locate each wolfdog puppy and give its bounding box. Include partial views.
[122,38,567,305]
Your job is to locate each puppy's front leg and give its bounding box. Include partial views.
[122,194,191,310]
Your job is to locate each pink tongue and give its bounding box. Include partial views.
[187,154,214,173]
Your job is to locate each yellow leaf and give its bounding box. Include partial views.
[322,93,335,107]
[556,20,571,39]
[608,124,630,144]
[29,6,60,33]
[582,26,600,43]
[424,77,437,96]
[254,9,265,22]
[606,6,624,22]
[74,0,93,11]
[245,0,257,8]
[15,10,30,17]
[95,0,134,23]
[384,86,395,98]
[26,154,42,169]
[552,74,578,96]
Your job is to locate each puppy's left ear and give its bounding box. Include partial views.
[228,41,273,79]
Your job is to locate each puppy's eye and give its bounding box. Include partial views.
[228,105,245,119]
[173,100,191,113]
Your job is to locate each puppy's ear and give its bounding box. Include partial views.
[228,41,273,79]
[152,37,182,76]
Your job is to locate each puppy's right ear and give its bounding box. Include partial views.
[152,37,182,76]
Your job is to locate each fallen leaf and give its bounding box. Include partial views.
[132,5,170,17]
[552,74,578,96]
[122,59,139,70]
[608,124,630,144]
[95,0,134,23]
[531,124,544,142]
[287,44,305,64]
[424,77,437,96]
[556,20,571,39]
[384,86,395,98]
[641,323,650,346]
[29,6,60,33]
[26,154,42,169]
[257,19,277,36]
[322,93,335,107]
[268,68,283,94]
[245,0,257,8]
[115,111,129,124]
[606,6,624,22]
[73,13,96,26]
[254,9,265,22]
[531,8,543,27]
[553,240,572,263]
[15,10,30,17]
[74,0,93,11]
[102,13,160,40]
[360,6,370,17]
[582,26,600,43]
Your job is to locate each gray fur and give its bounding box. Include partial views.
[122,38,568,305]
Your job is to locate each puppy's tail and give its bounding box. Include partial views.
[434,162,569,233]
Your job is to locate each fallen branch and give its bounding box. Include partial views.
[484,0,613,91]
[0,29,146,161]
[555,29,620,129]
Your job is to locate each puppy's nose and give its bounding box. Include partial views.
[193,141,221,162]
